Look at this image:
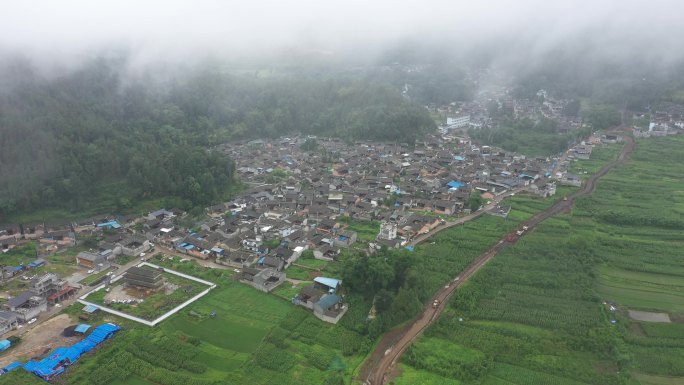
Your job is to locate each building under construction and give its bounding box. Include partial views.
[123,266,164,289]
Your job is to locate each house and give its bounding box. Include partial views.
[573,145,592,160]
[240,268,285,292]
[433,200,458,215]
[32,274,78,305]
[76,252,109,270]
[333,229,357,248]
[378,221,397,241]
[257,256,284,271]
[117,236,150,257]
[0,311,19,336]
[560,173,582,187]
[313,244,341,261]
[147,209,175,221]
[487,205,512,218]
[4,291,47,322]
[124,266,164,289]
[313,294,348,324]
[529,182,557,198]
[216,250,254,268]
[30,273,61,297]
[294,286,324,309]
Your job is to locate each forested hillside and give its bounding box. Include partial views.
[0,58,435,221]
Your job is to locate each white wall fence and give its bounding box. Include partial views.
[78,262,216,327]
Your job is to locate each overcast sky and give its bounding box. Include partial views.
[1,0,682,68]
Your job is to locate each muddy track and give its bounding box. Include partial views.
[360,135,635,385]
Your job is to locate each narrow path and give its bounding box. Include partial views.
[361,135,635,385]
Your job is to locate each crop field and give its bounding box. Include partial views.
[394,363,463,385]
[5,257,370,385]
[394,136,684,385]
[596,266,684,313]
[340,219,381,242]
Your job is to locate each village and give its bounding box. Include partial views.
[0,118,632,344]
[0,82,682,381]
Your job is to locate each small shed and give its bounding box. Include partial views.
[313,277,341,293]
[74,324,92,334]
[82,304,100,314]
[0,339,11,352]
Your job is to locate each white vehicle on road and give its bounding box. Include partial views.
[28,318,37,324]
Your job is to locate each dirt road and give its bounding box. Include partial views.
[361,135,635,385]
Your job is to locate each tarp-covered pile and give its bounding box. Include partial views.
[22,323,121,381]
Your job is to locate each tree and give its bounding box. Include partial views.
[467,191,484,211]
[586,105,621,130]
[300,138,319,152]
[563,99,581,117]
[375,289,395,313]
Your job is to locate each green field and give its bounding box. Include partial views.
[597,266,684,313]
[83,270,208,321]
[24,260,371,385]
[340,219,381,242]
[394,363,463,385]
[394,136,684,385]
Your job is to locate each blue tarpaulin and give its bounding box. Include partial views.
[447,181,465,188]
[23,323,121,381]
[0,339,10,352]
[2,362,22,373]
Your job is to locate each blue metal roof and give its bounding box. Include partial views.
[97,220,122,229]
[447,181,465,188]
[314,277,341,289]
[315,294,341,310]
[82,304,99,313]
[74,324,91,334]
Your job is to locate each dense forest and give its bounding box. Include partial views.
[0,58,435,221]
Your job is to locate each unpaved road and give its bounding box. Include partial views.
[0,314,80,367]
[361,135,635,385]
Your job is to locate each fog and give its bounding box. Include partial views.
[1,0,683,72]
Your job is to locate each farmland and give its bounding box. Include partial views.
[5,256,370,385]
[393,135,684,385]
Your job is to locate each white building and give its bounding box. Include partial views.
[446,115,470,129]
[378,221,397,241]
